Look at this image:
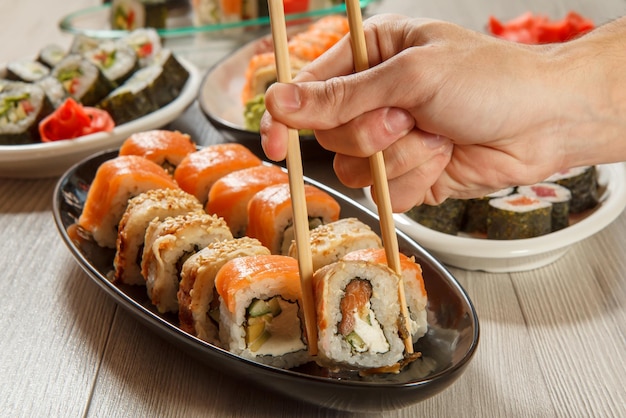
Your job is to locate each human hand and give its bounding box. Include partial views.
[261,14,624,211]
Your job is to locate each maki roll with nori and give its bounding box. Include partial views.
[5,60,50,83]
[123,28,162,67]
[83,41,139,86]
[38,44,66,68]
[36,76,69,109]
[405,199,467,235]
[545,166,598,213]
[152,49,189,101]
[487,194,552,240]
[462,187,514,234]
[52,55,113,106]
[518,183,572,231]
[0,82,47,145]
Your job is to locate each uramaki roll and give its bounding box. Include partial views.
[215,254,310,369]
[313,259,406,370]
[246,183,341,255]
[177,237,270,346]
[287,217,382,272]
[342,248,428,341]
[141,212,233,313]
[114,188,204,285]
[77,155,179,248]
[119,130,197,175]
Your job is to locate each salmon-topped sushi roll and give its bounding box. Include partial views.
[206,164,288,237]
[174,143,262,204]
[78,155,179,249]
[113,188,204,285]
[215,254,310,368]
[141,212,233,313]
[177,237,270,346]
[246,183,341,255]
[343,248,428,340]
[313,259,406,370]
[119,130,197,175]
[240,52,307,105]
[287,217,382,272]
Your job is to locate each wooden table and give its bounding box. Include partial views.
[1,0,624,416]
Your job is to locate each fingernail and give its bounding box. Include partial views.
[422,132,449,149]
[384,108,414,135]
[272,83,301,112]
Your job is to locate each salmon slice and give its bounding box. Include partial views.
[246,183,341,254]
[78,155,179,248]
[119,129,197,174]
[206,164,288,237]
[174,143,262,204]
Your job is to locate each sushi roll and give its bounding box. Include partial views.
[141,212,233,313]
[517,183,572,231]
[77,155,179,248]
[205,164,289,237]
[342,248,428,341]
[83,40,139,86]
[461,187,514,234]
[215,254,310,368]
[119,130,197,174]
[152,49,190,102]
[114,188,204,285]
[312,258,406,370]
[52,54,113,106]
[122,28,162,67]
[69,34,101,56]
[287,217,382,272]
[545,166,598,213]
[38,44,66,68]
[487,193,552,240]
[177,237,271,345]
[0,82,47,145]
[5,60,50,83]
[174,143,262,204]
[110,0,167,30]
[404,198,467,235]
[36,76,69,109]
[246,183,341,255]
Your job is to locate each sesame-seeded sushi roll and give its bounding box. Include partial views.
[83,40,139,86]
[517,183,572,231]
[114,188,204,285]
[206,164,289,237]
[215,254,310,368]
[404,198,467,235]
[174,143,262,204]
[77,155,179,248]
[5,59,50,83]
[312,259,406,370]
[119,130,197,174]
[141,212,233,313]
[342,248,428,341]
[177,237,271,345]
[487,194,552,240]
[461,187,515,235]
[246,183,341,255]
[52,54,113,106]
[287,217,382,272]
[545,166,598,214]
[0,81,47,145]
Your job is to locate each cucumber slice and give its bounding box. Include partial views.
[247,297,282,317]
[345,331,366,352]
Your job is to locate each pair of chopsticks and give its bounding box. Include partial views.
[268,0,413,355]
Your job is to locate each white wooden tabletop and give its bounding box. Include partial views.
[1,0,625,417]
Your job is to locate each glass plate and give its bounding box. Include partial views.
[59,0,374,39]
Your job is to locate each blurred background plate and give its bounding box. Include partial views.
[0,57,200,179]
[364,163,626,272]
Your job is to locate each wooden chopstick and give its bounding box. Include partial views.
[344,0,414,354]
[267,0,318,356]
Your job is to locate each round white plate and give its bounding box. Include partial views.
[0,56,201,179]
[365,163,626,272]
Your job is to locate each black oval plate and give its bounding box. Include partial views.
[52,149,479,412]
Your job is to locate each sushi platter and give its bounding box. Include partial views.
[370,163,626,272]
[52,147,479,412]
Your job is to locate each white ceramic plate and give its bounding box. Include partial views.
[0,56,201,179]
[365,163,626,272]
